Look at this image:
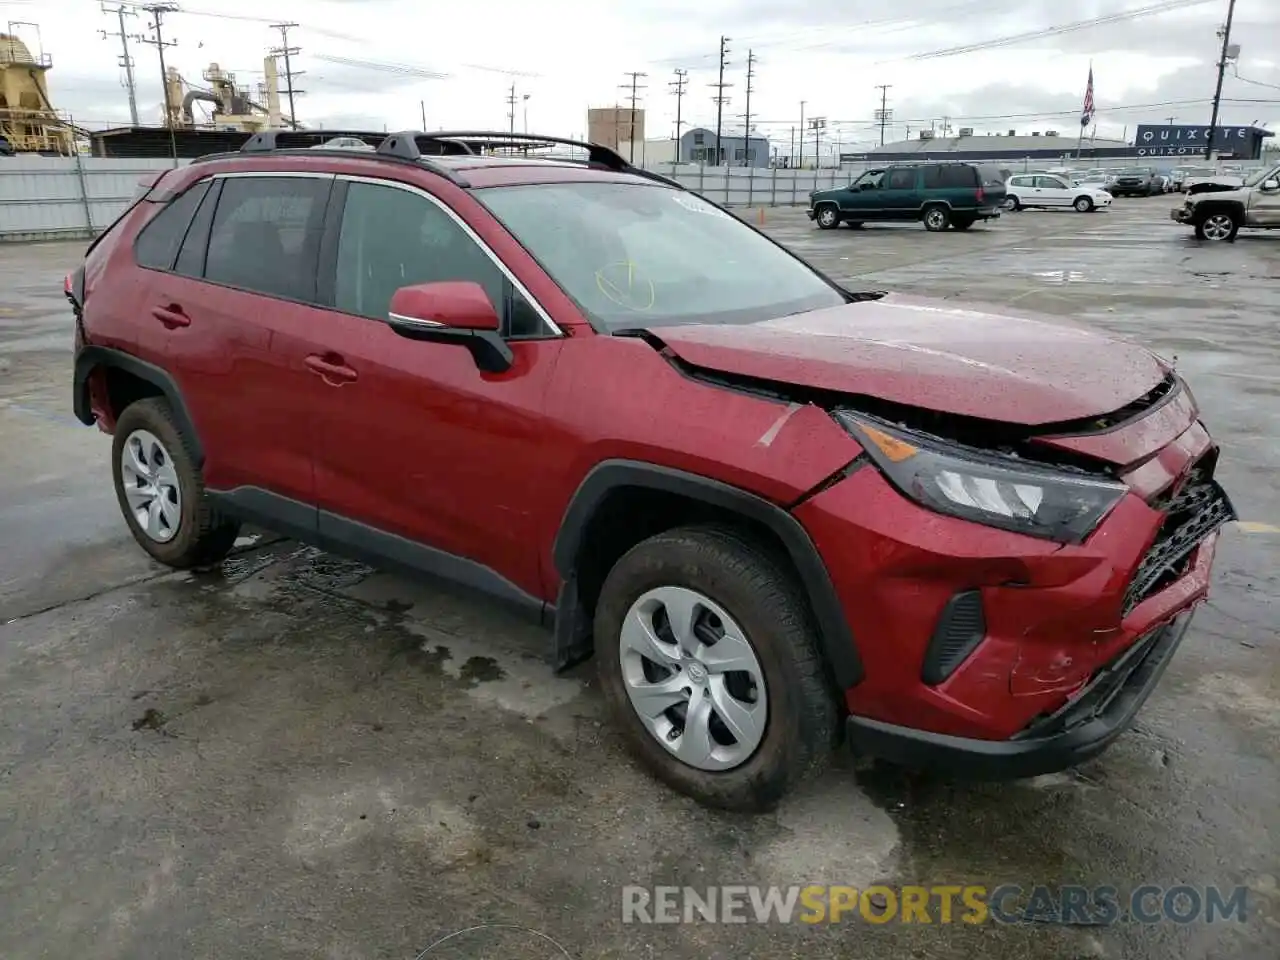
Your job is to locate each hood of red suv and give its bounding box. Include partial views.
[647,293,1167,427]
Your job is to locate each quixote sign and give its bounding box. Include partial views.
[1134,124,1262,158]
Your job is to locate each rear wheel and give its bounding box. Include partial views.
[951,216,975,230]
[1195,210,1239,242]
[814,203,840,230]
[594,526,838,811]
[1004,196,1021,211]
[1073,195,1094,212]
[111,397,241,568]
[922,205,950,232]
[845,221,865,229]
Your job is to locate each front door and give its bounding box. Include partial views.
[304,176,564,597]
[1249,167,1280,226]
[1034,175,1071,207]
[842,168,885,217]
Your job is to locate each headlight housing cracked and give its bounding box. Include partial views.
[835,412,1128,544]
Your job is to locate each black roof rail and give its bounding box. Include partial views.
[234,129,470,186]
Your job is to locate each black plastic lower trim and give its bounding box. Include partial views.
[553,459,865,689]
[208,486,548,624]
[847,613,1193,780]
[73,345,206,465]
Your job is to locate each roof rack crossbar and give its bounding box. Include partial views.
[417,131,633,171]
[233,129,470,186]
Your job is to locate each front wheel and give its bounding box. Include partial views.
[814,203,840,230]
[1195,210,1239,242]
[1073,195,1094,212]
[1004,196,1021,211]
[922,205,951,231]
[594,526,838,812]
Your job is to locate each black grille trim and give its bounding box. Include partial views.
[1123,468,1236,616]
[921,590,986,686]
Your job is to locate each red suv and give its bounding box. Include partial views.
[68,131,1235,811]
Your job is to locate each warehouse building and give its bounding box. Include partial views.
[625,127,771,167]
[843,129,1133,163]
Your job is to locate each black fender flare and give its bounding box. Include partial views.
[552,459,864,690]
[73,346,205,465]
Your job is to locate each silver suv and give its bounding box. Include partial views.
[1170,164,1280,242]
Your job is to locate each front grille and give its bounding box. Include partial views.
[1122,464,1236,615]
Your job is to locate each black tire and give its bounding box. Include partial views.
[1073,195,1094,212]
[1194,209,1240,243]
[845,221,865,229]
[922,204,950,232]
[111,397,241,568]
[1005,196,1021,211]
[594,525,839,812]
[951,216,975,231]
[814,203,840,230]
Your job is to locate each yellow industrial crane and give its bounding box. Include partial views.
[0,31,75,154]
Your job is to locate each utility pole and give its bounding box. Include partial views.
[134,4,177,128]
[789,126,795,167]
[798,100,806,168]
[420,100,427,130]
[620,71,647,164]
[270,23,303,129]
[523,93,531,134]
[739,49,756,166]
[811,117,826,169]
[874,84,893,147]
[711,35,732,166]
[506,83,517,135]
[1205,0,1238,160]
[100,4,140,126]
[669,68,688,157]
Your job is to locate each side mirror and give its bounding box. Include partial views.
[1263,179,1279,192]
[387,281,512,373]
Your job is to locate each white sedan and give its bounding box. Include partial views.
[1003,173,1113,212]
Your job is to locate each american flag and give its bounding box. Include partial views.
[1081,66,1095,128]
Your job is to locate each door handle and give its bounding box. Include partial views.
[151,304,190,328]
[304,353,358,384]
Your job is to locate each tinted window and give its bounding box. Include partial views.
[885,168,916,190]
[334,181,547,337]
[134,181,211,271]
[205,176,330,301]
[920,165,942,188]
[174,180,221,277]
[940,165,977,188]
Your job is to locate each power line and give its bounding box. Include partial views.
[874,83,893,147]
[99,3,140,126]
[711,36,732,166]
[270,23,303,129]
[669,68,688,148]
[620,71,647,163]
[132,4,177,128]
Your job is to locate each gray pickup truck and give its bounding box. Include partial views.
[1171,164,1280,242]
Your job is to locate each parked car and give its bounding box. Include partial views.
[1109,167,1163,197]
[67,130,1235,811]
[1004,173,1112,212]
[808,161,1006,232]
[1171,162,1280,241]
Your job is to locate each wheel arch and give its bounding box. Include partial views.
[74,346,205,465]
[1195,199,1246,221]
[551,459,864,690]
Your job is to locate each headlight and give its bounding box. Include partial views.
[835,413,1128,543]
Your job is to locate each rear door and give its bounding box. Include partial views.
[880,166,920,218]
[164,173,335,524]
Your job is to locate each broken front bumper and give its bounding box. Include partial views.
[845,613,1192,779]
[1171,206,1194,223]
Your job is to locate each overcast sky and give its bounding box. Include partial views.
[11,0,1280,155]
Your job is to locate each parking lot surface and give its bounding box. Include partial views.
[1,197,1277,959]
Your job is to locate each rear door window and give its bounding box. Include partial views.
[134,180,211,271]
[885,168,917,190]
[204,176,332,303]
[919,165,943,189]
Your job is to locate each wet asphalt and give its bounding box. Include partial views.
[1,196,1277,960]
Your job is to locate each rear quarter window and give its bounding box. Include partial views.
[134,181,212,271]
[940,165,979,188]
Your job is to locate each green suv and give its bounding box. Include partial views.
[808,162,1008,232]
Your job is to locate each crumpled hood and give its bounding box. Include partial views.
[649,293,1168,426]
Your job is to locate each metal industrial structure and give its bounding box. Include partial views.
[163,60,283,131]
[0,31,75,154]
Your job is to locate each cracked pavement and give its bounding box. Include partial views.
[1,197,1277,959]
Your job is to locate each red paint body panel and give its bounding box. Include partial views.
[651,293,1167,426]
[1034,383,1200,470]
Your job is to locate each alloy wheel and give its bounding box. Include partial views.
[817,206,837,227]
[1201,213,1234,241]
[120,428,182,542]
[618,585,768,772]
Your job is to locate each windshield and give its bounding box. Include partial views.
[1243,165,1279,187]
[477,182,847,330]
